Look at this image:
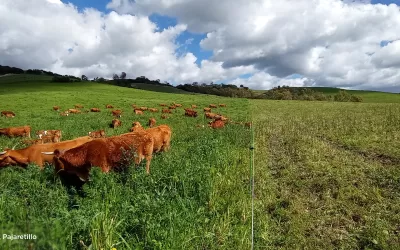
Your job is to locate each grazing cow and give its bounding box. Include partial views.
[124,124,172,154]
[1,111,15,118]
[203,107,212,112]
[38,134,61,143]
[106,104,114,109]
[191,105,197,109]
[205,112,218,119]
[74,104,84,109]
[68,109,81,114]
[185,109,198,117]
[161,114,168,119]
[88,130,106,138]
[134,109,144,115]
[219,104,227,107]
[140,107,148,111]
[110,119,121,129]
[214,115,229,121]
[45,132,154,180]
[168,105,176,110]
[149,108,158,112]
[53,106,60,111]
[209,120,225,129]
[90,108,101,112]
[209,104,217,108]
[0,126,31,138]
[159,103,167,107]
[162,109,172,114]
[174,104,183,107]
[60,111,69,116]
[111,109,122,117]
[148,118,156,128]
[0,136,93,169]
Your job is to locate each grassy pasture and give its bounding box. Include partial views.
[251,100,400,249]
[0,75,252,249]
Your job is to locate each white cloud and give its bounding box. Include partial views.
[0,0,254,85]
[108,0,400,91]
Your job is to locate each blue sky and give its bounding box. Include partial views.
[62,0,399,81]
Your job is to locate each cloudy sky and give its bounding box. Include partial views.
[1,0,399,92]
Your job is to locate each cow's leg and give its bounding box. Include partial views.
[144,154,152,174]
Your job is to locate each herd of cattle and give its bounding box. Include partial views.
[0,103,251,182]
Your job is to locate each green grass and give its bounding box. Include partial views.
[253,87,400,103]
[0,75,252,249]
[251,100,400,249]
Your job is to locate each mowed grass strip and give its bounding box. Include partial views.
[251,100,400,249]
[0,77,252,249]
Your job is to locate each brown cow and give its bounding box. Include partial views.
[168,105,176,110]
[68,109,81,114]
[74,104,84,109]
[219,104,227,107]
[174,104,183,107]
[106,104,114,109]
[161,114,168,119]
[134,109,143,115]
[209,120,225,129]
[0,126,31,138]
[191,105,197,109]
[124,125,171,154]
[205,112,217,119]
[36,130,62,139]
[159,103,167,107]
[214,115,229,121]
[60,111,69,116]
[88,130,106,138]
[148,118,156,128]
[53,106,60,111]
[148,108,158,112]
[111,109,122,117]
[203,107,211,112]
[45,132,154,180]
[1,111,15,118]
[185,109,198,117]
[140,107,148,111]
[162,109,172,114]
[209,104,217,108]
[90,108,101,112]
[111,119,121,129]
[0,136,93,169]
[39,134,61,143]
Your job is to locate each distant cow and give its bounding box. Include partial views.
[36,130,62,142]
[68,109,81,114]
[88,130,106,138]
[44,132,154,181]
[162,109,172,114]
[140,107,148,111]
[214,115,229,121]
[219,104,227,107]
[0,136,93,169]
[209,104,217,108]
[149,108,158,112]
[90,108,101,112]
[161,114,168,119]
[174,104,182,107]
[205,112,218,119]
[134,109,143,115]
[209,120,225,129]
[168,105,176,110]
[203,108,211,112]
[111,119,121,129]
[148,118,156,128]
[106,104,114,109]
[74,104,84,109]
[53,106,60,111]
[111,109,122,117]
[1,111,15,118]
[0,126,31,138]
[159,103,167,107]
[191,105,197,109]
[60,111,69,116]
[185,109,198,117]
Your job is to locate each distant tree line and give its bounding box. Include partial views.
[176,82,257,98]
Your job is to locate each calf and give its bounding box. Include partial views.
[203,107,211,112]
[53,106,60,111]
[205,112,217,119]
[209,120,225,129]
[140,107,148,111]
[68,109,81,114]
[134,109,143,115]
[209,104,217,108]
[111,119,121,128]
[0,126,31,138]
[185,109,198,117]
[36,130,62,139]
[46,132,154,181]
[74,104,84,109]
[88,130,106,138]
[219,104,227,107]
[106,104,114,109]
[1,111,15,118]
[90,108,101,112]
[162,109,172,114]
[191,105,197,109]
[0,136,93,169]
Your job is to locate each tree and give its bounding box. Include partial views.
[120,72,126,79]
[113,74,119,80]
[81,75,88,81]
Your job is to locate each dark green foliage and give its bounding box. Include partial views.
[0,65,25,75]
[176,82,256,98]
